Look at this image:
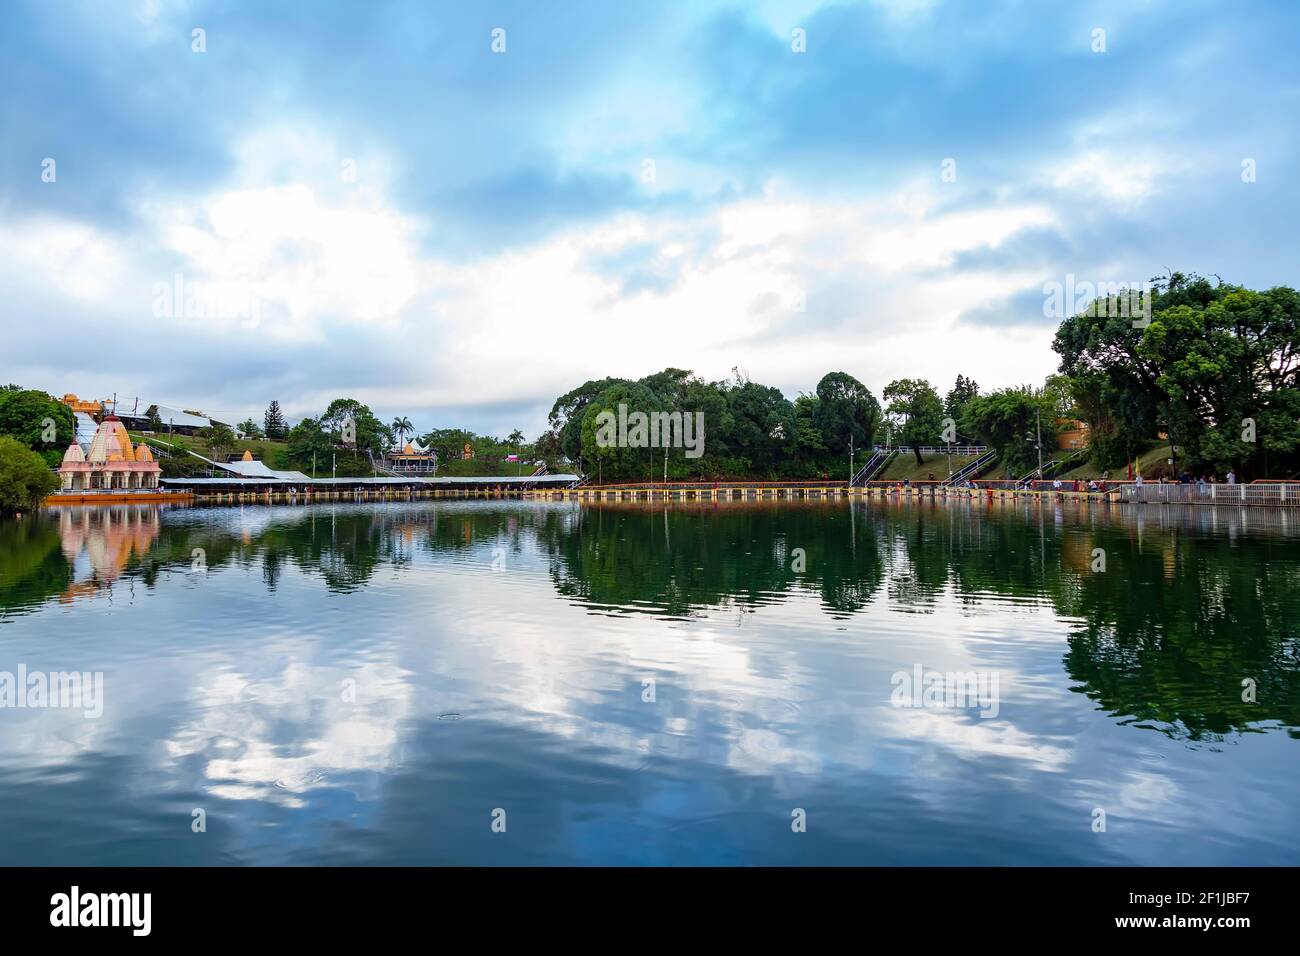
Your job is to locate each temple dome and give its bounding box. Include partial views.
[62,442,86,464]
[241,449,254,461]
[135,442,154,462]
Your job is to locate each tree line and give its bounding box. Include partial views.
[540,274,1299,482]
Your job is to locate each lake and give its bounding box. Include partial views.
[1,498,1297,865]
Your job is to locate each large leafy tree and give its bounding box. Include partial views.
[548,377,628,464]
[724,379,797,475]
[320,398,387,456]
[198,422,238,460]
[812,372,880,460]
[1055,273,1300,476]
[579,380,663,482]
[882,378,943,465]
[286,418,333,474]
[0,436,59,515]
[0,389,75,467]
[961,387,1055,476]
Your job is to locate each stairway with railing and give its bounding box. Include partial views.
[944,449,998,485]
[1016,448,1090,487]
[851,448,895,485]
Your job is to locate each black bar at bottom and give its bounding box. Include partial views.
[0,866,1284,941]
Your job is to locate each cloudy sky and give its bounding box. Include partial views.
[3,0,1297,437]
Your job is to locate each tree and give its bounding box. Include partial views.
[199,422,238,460]
[0,436,59,516]
[724,380,797,475]
[882,378,944,465]
[0,389,75,467]
[237,418,264,440]
[944,374,980,423]
[812,372,880,461]
[579,381,663,483]
[420,428,476,462]
[1054,273,1300,477]
[263,401,287,440]
[548,377,628,463]
[320,398,387,456]
[507,428,525,448]
[391,416,414,449]
[960,387,1054,476]
[286,418,332,474]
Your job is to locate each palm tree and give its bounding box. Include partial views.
[508,428,526,474]
[391,416,413,450]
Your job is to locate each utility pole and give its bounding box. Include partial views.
[850,433,854,483]
[332,452,336,479]
[663,445,668,484]
[1036,406,1043,479]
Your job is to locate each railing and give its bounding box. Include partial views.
[851,449,892,485]
[944,449,998,486]
[1121,481,1300,507]
[874,444,987,456]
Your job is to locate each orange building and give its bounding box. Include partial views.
[60,393,108,416]
[1057,419,1090,451]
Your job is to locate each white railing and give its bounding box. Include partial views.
[1121,482,1300,507]
[874,445,987,455]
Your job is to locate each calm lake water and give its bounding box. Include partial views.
[1,498,1297,865]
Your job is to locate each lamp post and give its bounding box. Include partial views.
[1036,406,1043,479]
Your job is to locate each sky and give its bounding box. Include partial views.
[2,0,1298,438]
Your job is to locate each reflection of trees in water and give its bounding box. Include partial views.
[5,499,1299,740]
[0,518,71,615]
[1053,528,1300,741]
[537,502,885,618]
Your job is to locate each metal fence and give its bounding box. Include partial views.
[1121,482,1300,507]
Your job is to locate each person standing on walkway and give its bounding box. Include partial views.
[1227,469,1237,485]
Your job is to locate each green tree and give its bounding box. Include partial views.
[882,378,944,465]
[199,422,238,460]
[548,378,629,464]
[321,398,387,457]
[960,387,1054,476]
[944,374,979,423]
[579,381,663,483]
[812,372,880,461]
[0,436,59,515]
[391,416,414,449]
[263,401,287,440]
[724,379,797,475]
[286,418,332,474]
[237,418,264,440]
[0,389,75,467]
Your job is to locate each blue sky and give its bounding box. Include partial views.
[3,0,1297,436]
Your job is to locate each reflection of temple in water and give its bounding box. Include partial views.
[57,506,161,601]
